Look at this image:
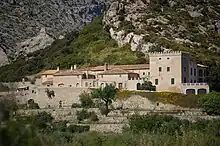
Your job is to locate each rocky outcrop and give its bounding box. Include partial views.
[0,0,111,66]
[18,28,54,55]
[0,49,8,66]
[103,0,220,53]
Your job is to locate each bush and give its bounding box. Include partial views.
[76,109,90,121]
[28,99,40,109]
[128,114,189,135]
[89,111,99,122]
[71,103,81,108]
[67,125,90,133]
[79,92,94,108]
[99,106,110,116]
[199,92,220,115]
[34,112,54,129]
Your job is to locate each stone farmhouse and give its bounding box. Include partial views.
[40,51,209,95]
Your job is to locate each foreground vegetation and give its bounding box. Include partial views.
[2,90,220,145]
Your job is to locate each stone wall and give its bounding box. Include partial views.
[35,87,90,108]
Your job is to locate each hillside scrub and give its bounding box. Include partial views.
[133,92,199,108]
[0,16,147,82]
[199,92,220,115]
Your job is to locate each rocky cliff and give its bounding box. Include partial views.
[0,0,110,66]
[103,0,220,53]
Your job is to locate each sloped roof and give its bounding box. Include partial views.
[98,68,138,75]
[54,70,85,76]
[41,70,58,75]
[86,64,149,71]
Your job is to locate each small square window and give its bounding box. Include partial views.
[143,72,145,75]
[167,67,170,72]
[159,58,161,60]
[159,67,162,72]
[167,57,170,60]
[155,79,158,85]
[184,67,187,72]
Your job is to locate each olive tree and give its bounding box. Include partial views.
[91,84,118,116]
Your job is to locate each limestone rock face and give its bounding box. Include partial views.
[0,0,111,66]
[18,28,54,55]
[0,49,8,67]
[103,0,220,54]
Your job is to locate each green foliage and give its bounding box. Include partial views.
[148,45,164,52]
[79,92,94,108]
[27,99,39,109]
[134,91,199,108]
[0,16,146,82]
[45,88,55,99]
[71,103,82,108]
[91,84,118,116]
[67,125,90,133]
[128,114,188,135]
[0,98,18,121]
[0,83,9,92]
[76,109,90,121]
[140,81,156,91]
[199,92,220,115]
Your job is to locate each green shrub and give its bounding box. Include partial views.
[199,92,220,115]
[67,125,90,133]
[79,92,94,108]
[76,109,90,121]
[128,114,189,135]
[71,103,81,108]
[34,112,54,129]
[99,106,110,116]
[28,99,40,109]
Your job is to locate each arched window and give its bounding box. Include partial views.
[186,89,195,94]
[198,89,207,94]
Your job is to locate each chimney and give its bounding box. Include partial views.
[104,63,108,71]
[74,64,77,70]
[70,65,73,70]
[57,67,60,71]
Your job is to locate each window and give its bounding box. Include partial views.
[190,68,193,75]
[143,72,145,75]
[194,69,197,76]
[159,67,162,72]
[148,72,150,75]
[194,80,196,83]
[184,77,187,83]
[167,67,170,72]
[45,75,47,77]
[184,67,186,72]
[167,57,170,60]
[199,69,203,76]
[85,82,88,87]
[119,74,122,77]
[191,80,193,83]
[171,78,175,85]
[159,58,161,60]
[155,79,158,85]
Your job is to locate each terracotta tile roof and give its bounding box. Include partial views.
[85,64,149,71]
[99,68,137,75]
[54,70,85,76]
[41,70,58,75]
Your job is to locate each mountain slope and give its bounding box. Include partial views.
[0,0,110,66]
[0,16,146,82]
